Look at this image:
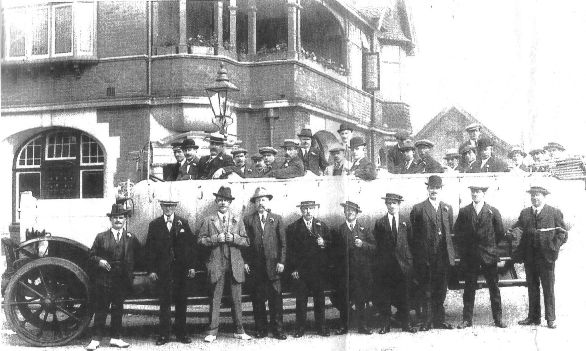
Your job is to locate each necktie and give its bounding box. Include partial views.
[261,214,266,224]
[349,223,354,231]
[166,217,172,231]
[116,231,121,242]
[391,215,397,235]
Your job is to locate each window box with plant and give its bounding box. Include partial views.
[188,34,217,55]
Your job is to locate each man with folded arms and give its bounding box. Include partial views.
[198,186,251,342]
[454,185,507,329]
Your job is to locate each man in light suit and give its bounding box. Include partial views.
[509,185,568,329]
[349,136,377,180]
[242,187,288,340]
[297,128,328,175]
[198,186,251,342]
[373,193,417,334]
[176,139,199,180]
[324,144,351,176]
[454,185,507,328]
[286,200,331,337]
[410,175,455,331]
[145,200,197,345]
[86,204,140,350]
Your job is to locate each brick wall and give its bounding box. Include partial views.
[98,1,147,57]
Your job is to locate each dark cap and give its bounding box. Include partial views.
[171,142,183,151]
[280,139,299,149]
[181,138,199,150]
[349,136,366,149]
[544,142,565,151]
[231,148,248,156]
[399,140,416,152]
[508,146,527,158]
[527,185,550,195]
[477,137,494,150]
[106,204,130,217]
[251,153,264,162]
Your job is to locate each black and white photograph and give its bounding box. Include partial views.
[1,0,585,350]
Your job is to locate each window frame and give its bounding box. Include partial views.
[45,132,78,161]
[51,3,74,57]
[16,136,43,169]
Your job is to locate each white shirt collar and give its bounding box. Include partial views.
[218,212,228,221]
[428,198,439,210]
[346,220,357,229]
[387,212,399,225]
[110,228,122,237]
[480,156,491,168]
[532,204,545,214]
[165,213,174,222]
[473,201,485,214]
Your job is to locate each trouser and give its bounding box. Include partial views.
[337,273,370,329]
[208,269,244,335]
[462,262,502,322]
[158,268,189,337]
[294,274,326,331]
[419,256,449,326]
[525,258,556,321]
[252,275,283,333]
[92,280,126,340]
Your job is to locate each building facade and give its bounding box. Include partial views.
[1,0,414,239]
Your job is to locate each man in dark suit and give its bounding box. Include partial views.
[286,200,330,337]
[331,201,376,335]
[385,131,410,174]
[145,200,197,345]
[214,148,255,179]
[267,139,305,179]
[470,137,509,173]
[242,187,287,340]
[259,146,278,175]
[197,133,234,179]
[458,123,482,153]
[457,145,477,173]
[410,175,455,331]
[250,153,268,178]
[198,186,251,342]
[337,123,354,163]
[349,136,377,180]
[509,185,568,329]
[415,140,444,173]
[324,144,351,176]
[86,204,140,350]
[297,128,328,175]
[163,142,185,181]
[398,140,423,174]
[373,193,417,334]
[176,139,199,180]
[454,185,507,329]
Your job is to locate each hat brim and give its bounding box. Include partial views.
[382,197,403,202]
[296,203,320,208]
[340,203,362,212]
[107,210,130,217]
[213,193,235,201]
[159,201,179,206]
[527,188,550,195]
[250,194,273,203]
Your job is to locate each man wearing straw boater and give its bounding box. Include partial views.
[86,204,139,350]
[145,200,196,345]
[198,186,251,342]
[286,200,331,338]
[509,185,568,329]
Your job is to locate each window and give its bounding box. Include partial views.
[14,129,105,200]
[3,1,95,60]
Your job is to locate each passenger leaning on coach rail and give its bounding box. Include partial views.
[348,137,377,180]
[415,140,444,174]
[213,148,255,179]
[508,146,530,173]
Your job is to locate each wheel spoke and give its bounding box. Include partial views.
[53,298,87,304]
[4,300,43,306]
[36,310,49,337]
[52,311,62,339]
[55,305,80,322]
[37,268,52,296]
[17,281,46,299]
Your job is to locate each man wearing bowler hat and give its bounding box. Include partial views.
[470,137,509,173]
[454,185,507,329]
[86,204,140,350]
[298,128,328,176]
[331,201,375,335]
[145,200,197,345]
[176,139,199,180]
[349,136,377,180]
[242,187,288,340]
[324,144,352,176]
[286,200,331,337]
[373,193,417,334]
[509,185,568,329]
[415,140,444,173]
[267,139,305,179]
[410,176,455,331]
[398,140,422,174]
[197,133,234,180]
[198,186,251,342]
[337,123,355,162]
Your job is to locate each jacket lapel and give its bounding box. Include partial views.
[424,200,436,226]
[212,215,224,234]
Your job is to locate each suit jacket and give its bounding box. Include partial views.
[163,162,181,181]
[198,211,249,284]
[286,217,330,278]
[350,157,377,180]
[299,147,328,175]
[456,162,474,173]
[512,204,567,264]
[176,159,198,180]
[454,203,505,265]
[145,215,197,276]
[470,156,509,173]
[268,156,305,179]
[90,229,140,291]
[373,214,414,275]
[330,221,375,280]
[419,154,445,173]
[243,211,287,281]
[220,165,255,179]
[410,200,456,269]
[324,160,352,176]
[197,152,234,180]
[386,144,406,174]
[398,159,423,174]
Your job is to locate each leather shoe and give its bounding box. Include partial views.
[155,336,169,346]
[402,326,417,333]
[494,320,507,328]
[335,327,348,335]
[547,320,556,329]
[379,325,391,334]
[273,332,287,340]
[293,329,305,338]
[433,322,454,330]
[176,335,191,344]
[254,330,268,339]
[357,327,373,335]
[518,318,540,326]
[457,320,473,329]
[419,323,431,331]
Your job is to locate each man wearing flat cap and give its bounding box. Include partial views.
[86,204,140,350]
[337,123,354,163]
[454,185,507,329]
[145,200,197,345]
[410,176,455,331]
[349,136,377,180]
[331,201,376,335]
[457,145,477,173]
[197,133,234,180]
[443,149,461,173]
[250,153,268,178]
[298,128,328,176]
[267,139,305,179]
[398,140,423,174]
[459,123,482,151]
[509,185,568,329]
[286,200,331,337]
[176,139,199,180]
[213,148,254,179]
[470,137,509,173]
[415,140,444,173]
[243,187,288,340]
[544,142,566,161]
[324,144,352,176]
[259,147,278,175]
[508,146,529,172]
[198,186,251,342]
[373,193,417,334]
